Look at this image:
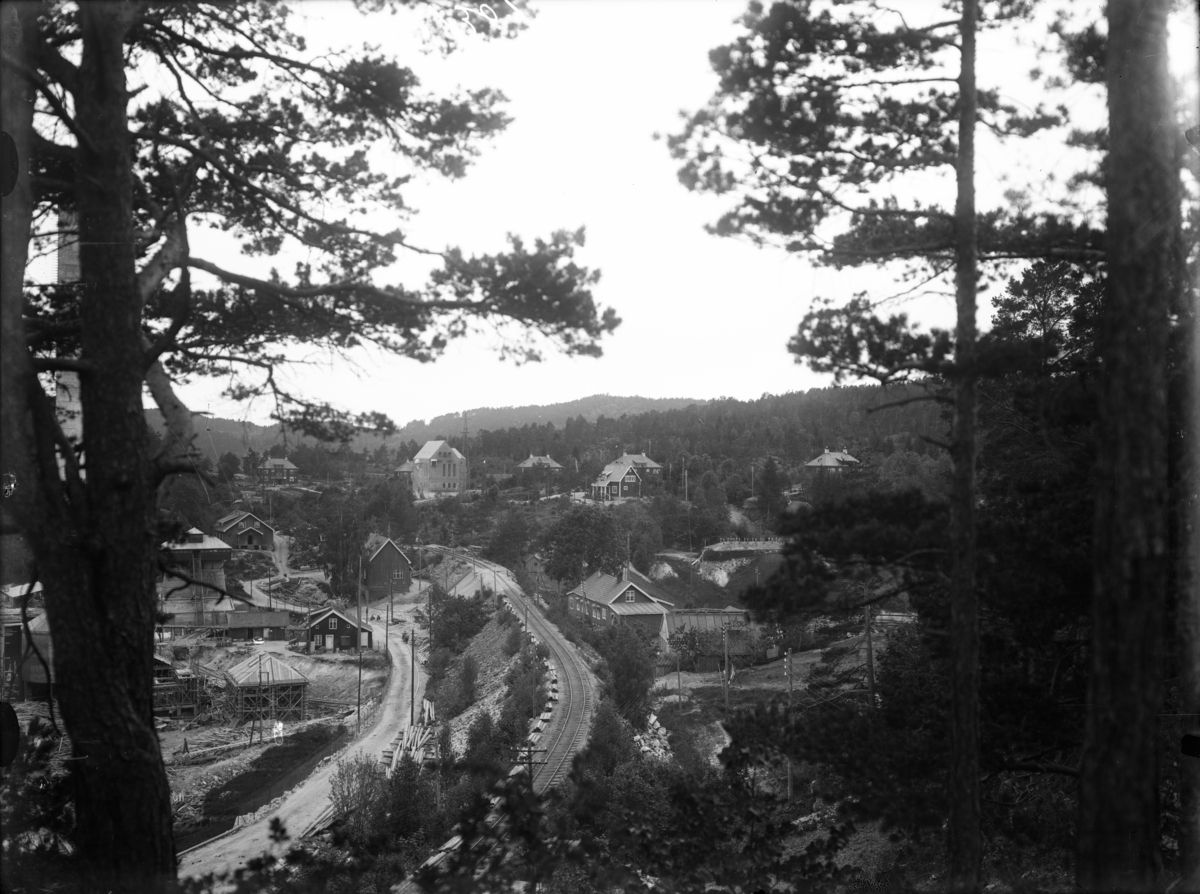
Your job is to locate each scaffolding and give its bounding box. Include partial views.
[153,655,201,716]
[222,653,309,724]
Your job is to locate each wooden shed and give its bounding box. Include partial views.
[222,653,308,723]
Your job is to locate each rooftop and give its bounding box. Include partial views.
[162,528,232,552]
[805,448,860,468]
[224,653,309,687]
[414,440,465,461]
[517,454,564,470]
[259,457,299,470]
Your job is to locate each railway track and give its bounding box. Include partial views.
[396,552,596,890]
[483,559,594,794]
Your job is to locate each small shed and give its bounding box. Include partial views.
[223,653,309,722]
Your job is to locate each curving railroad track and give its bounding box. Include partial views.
[397,550,596,888]
[481,558,594,794]
[422,548,595,793]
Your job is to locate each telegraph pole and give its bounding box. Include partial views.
[864,605,876,707]
[723,627,730,712]
[787,648,794,801]
[356,554,363,735]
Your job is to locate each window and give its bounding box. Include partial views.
[392,569,404,580]
[625,591,635,602]
[329,618,337,630]
[341,636,351,648]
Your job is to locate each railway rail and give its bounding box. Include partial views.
[397,551,595,889]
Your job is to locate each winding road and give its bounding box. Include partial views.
[177,588,428,881]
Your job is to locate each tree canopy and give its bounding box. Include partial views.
[0,3,617,891]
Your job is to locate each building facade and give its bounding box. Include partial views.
[307,606,373,651]
[214,510,275,551]
[805,447,860,471]
[410,440,467,497]
[567,564,674,638]
[362,534,412,600]
[590,453,663,501]
[258,457,300,484]
[158,528,232,604]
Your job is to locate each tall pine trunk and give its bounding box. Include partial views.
[35,6,176,891]
[947,1,980,890]
[1172,225,1200,893]
[1077,0,1179,889]
[0,4,37,480]
[1172,42,1200,887]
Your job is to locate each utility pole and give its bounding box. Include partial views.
[787,648,794,801]
[864,605,876,707]
[676,652,682,709]
[723,627,730,712]
[411,619,416,726]
[356,554,363,735]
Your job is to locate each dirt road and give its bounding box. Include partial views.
[177,595,427,881]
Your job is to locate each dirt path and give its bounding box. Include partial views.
[177,595,427,881]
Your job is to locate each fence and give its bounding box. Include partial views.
[173,725,349,855]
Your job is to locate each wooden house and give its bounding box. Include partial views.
[363,534,412,600]
[214,510,275,551]
[566,564,673,638]
[307,606,373,651]
[805,447,860,471]
[589,453,663,501]
[258,456,300,484]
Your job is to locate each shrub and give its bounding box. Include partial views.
[329,750,387,846]
[460,653,478,705]
[504,624,524,657]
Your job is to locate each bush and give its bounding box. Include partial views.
[460,653,478,705]
[430,587,490,653]
[504,624,525,657]
[329,750,387,846]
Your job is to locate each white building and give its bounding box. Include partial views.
[410,440,467,497]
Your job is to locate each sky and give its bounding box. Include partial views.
[32,0,1199,431]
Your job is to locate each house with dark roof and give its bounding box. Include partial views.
[258,456,300,484]
[516,454,564,472]
[306,606,374,651]
[567,564,674,638]
[214,510,275,551]
[393,459,416,490]
[589,453,663,501]
[363,534,412,600]
[805,447,860,471]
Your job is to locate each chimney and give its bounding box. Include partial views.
[824,447,830,453]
